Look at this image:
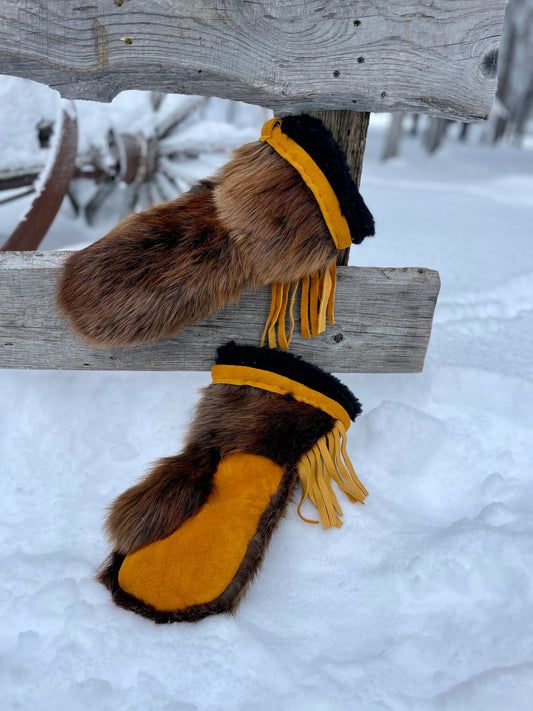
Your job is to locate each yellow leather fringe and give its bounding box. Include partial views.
[297,420,368,529]
[261,261,337,350]
[211,364,367,529]
[260,117,352,250]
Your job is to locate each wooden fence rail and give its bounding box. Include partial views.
[0,0,507,121]
[0,252,440,373]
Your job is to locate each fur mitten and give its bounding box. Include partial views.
[97,342,366,622]
[57,115,374,349]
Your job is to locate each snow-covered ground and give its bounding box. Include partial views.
[1,83,532,711]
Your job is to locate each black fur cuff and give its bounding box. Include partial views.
[279,114,375,245]
[215,341,362,421]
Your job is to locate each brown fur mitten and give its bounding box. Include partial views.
[57,115,374,348]
[97,342,366,623]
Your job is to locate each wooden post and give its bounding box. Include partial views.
[381,113,405,161]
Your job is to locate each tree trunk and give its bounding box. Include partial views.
[381,113,405,161]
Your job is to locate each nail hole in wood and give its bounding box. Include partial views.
[333,70,341,78]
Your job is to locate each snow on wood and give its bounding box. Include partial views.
[0,0,506,121]
[0,252,440,373]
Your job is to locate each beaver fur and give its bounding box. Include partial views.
[57,141,336,347]
[57,115,374,348]
[57,179,248,347]
[97,382,335,622]
[103,383,334,556]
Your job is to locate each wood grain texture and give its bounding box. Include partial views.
[0,0,506,121]
[0,252,440,373]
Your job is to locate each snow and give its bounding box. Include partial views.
[0,78,269,246]
[1,86,533,711]
[0,77,59,172]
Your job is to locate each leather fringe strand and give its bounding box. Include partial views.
[261,261,337,350]
[297,419,368,529]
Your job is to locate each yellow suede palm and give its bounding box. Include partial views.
[118,453,284,611]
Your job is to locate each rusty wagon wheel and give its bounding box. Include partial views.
[1,104,78,251]
[82,94,209,225]
[0,89,267,249]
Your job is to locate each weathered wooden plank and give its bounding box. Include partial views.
[0,0,506,121]
[0,252,440,373]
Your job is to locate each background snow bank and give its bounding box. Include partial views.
[1,91,532,711]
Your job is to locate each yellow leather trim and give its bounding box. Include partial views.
[211,364,351,430]
[118,453,284,611]
[260,117,351,250]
